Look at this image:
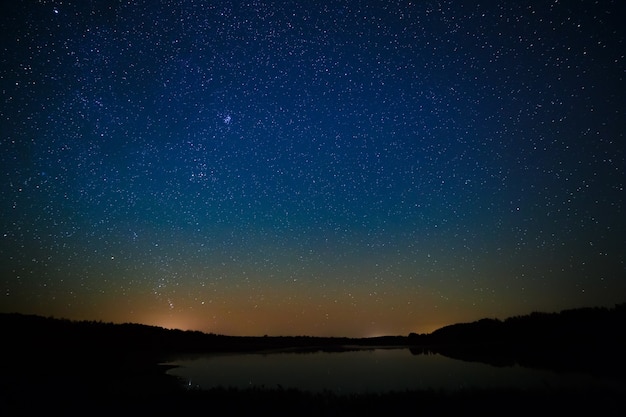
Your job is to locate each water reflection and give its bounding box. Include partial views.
[166,348,620,394]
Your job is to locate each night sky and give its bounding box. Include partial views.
[1,0,624,337]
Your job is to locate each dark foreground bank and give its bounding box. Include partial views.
[1,366,624,417]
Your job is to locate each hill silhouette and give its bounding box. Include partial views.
[3,303,626,373]
[409,303,626,378]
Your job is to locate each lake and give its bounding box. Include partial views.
[165,348,624,394]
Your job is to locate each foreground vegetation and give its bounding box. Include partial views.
[2,382,623,416]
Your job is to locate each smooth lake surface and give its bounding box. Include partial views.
[166,348,623,394]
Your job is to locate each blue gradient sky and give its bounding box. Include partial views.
[1,0,624,336]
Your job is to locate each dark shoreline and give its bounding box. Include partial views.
[4,360,623,417]
[3,346,623,416]
[4,370,622,417]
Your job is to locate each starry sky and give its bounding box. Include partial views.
[1,0,624,337]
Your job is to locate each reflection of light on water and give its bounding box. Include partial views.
[186,379,201,390]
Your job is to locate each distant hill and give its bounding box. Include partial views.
[3,303,626,354]
[409,303,626,377]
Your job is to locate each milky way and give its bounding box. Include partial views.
[1,0,624,336]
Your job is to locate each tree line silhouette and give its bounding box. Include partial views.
[409,303,626,378]
[1,312,408,363]
[3,302,625,377]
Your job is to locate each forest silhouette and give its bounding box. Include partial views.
[1,303,625,416]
